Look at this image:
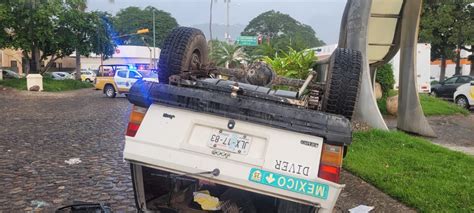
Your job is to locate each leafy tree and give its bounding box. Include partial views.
[113,6,178,47]
[419,0,473,80]
[449,1,473,75]
[251,43,279,60]
[242,10,324,53]
[0,4,11,48]
[0,0,116,74]
[210,40,248,68]
[89,12,117,60]
[262,48,316,79]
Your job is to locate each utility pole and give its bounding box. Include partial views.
[225,0,230,43]
[153,10,156,69]
[141,37,153,69]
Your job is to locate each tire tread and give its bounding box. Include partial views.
[322,48,363,120]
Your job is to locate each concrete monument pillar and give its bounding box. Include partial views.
[397,0,436,137]
[341,0,389,130]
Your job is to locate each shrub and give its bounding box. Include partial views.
[262,48,317,79]
[209,40,248,68]
[375,63,396,97]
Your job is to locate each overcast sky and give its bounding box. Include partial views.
[87,0,347,44]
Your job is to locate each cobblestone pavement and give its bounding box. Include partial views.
[0,88,135,212]
[0,87,415,212]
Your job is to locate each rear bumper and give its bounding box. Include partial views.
[125,138,344,211]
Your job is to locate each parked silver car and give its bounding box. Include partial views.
[1,69,21,79]
[50,72,74,80]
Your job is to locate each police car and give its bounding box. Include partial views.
[453,81,474,109]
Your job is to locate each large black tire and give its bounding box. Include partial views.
[322,48,362,120]
[158,27,208,84]
[430,90,439,97]
[455,95,470,109]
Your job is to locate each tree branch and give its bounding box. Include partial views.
[40,55,58,74]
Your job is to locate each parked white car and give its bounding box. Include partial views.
[453,81,474,109]
[71,70,96,82]
[51,72,74,80]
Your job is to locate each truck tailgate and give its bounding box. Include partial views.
[124,104,344,208]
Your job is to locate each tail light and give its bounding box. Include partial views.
[126,105,147,137]
[318,144,344,183]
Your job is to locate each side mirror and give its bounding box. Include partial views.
[470,81,474,86]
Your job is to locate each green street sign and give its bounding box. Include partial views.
[237,36,258,46]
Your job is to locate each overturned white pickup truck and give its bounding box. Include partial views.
[124,27,362,213]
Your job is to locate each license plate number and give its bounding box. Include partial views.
[207,130,251,155]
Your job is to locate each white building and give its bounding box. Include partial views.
[70,45,161,70]
[430,46,472,81]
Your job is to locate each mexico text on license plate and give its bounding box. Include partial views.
[248,168,329,200]
[207,129,251,155]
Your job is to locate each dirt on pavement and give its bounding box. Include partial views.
[336,170,416,213]
[427,114,474,155]
[385,113,474,155]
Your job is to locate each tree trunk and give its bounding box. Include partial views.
[469,55,474,76]
[440,57,447,81]
[75,50,81,80]
[22,51,30,75]
[454,47,461,76]
[30,46,41,74]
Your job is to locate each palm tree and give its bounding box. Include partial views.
[210,41,248,68]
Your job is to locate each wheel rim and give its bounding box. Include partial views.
[106,88,114,96]
[456,98,467,108]
[431,91,437,97]
[190,51,201,71]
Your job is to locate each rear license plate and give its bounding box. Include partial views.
[207,129,251,155]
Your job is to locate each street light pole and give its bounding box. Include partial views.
[225,0,230,43]
[141,37,153,69]
[209,0,215,41]
[153,10,156,69]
